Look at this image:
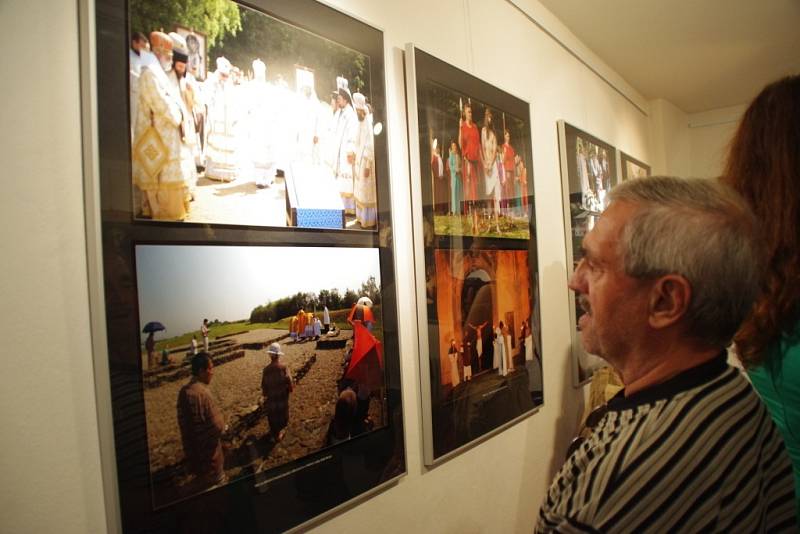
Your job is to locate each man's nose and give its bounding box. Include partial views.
[568,272,579,292]
[568,260,585,292]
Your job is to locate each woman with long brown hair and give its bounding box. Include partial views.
[721,74,800,514]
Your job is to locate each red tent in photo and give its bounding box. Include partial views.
[345,320,384,392]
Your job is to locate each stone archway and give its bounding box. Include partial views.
[461,268,494,372]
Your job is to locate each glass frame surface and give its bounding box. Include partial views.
[87,1,405,531]
[405,45,544,466]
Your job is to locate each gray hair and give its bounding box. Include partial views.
[609,176,760,348]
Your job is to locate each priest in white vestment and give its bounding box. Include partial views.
[352,92,376,228]
[293,69,324,166]
[129,32,148,135]
[167,33,199,200]
[204,57,240,182]
[319,91,339,172]
[245,59,278,187]
[332,86,358,214]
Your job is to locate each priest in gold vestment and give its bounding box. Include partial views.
[131,31,189,221]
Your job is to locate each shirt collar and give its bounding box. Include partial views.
[607,351,729,411]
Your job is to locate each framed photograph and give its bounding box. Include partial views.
[89,0,404,531]
[173,26,206,81]
[557,121,618,385]
[126,0,386,231]
[135,244,389,509]
[405,45,543,465]
[620,151,651,181]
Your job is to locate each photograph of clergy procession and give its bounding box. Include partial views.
[129,0,380,230]
[562,126,617,383]
[428,247,542,456]
[134,244,386,508]
[573,137,613,215]
[420,82,532,239]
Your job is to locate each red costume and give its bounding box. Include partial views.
[503,143,516,174]
[517,159,529,210]
[502,143,516,208]
[460,121,480,202]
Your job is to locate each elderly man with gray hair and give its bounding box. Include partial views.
[537,177,796,532]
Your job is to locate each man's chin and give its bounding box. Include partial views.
[579,330,600,356]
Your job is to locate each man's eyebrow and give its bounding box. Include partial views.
[581,242,602,264]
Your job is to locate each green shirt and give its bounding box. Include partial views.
[748,324,800,516]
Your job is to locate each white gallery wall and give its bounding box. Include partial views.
[0,1,109,533]
[649,100,744,179]
[1,0,671,532]
[649,98,691,177]
[688,105,745,178]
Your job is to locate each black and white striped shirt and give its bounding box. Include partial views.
[537,354,797,532]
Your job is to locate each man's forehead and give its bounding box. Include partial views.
[599,201,639,233]
[581,227,606,263]
[583,201,639,255]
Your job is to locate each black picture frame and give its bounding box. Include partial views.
[92,0,405,531]
[557,121,618,385]
[405,45,544,465]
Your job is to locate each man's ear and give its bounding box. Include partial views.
[648,274,691,329]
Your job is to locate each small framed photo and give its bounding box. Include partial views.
[620,151,651,181]
[125,0,388,232]
[174,26,206,81]
[557,121,618,385]
[134,244,389,510]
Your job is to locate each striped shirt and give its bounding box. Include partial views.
[537,354,797,532]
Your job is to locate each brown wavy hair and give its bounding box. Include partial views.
[721,74,800,367]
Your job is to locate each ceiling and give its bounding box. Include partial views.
[537,0,800,113]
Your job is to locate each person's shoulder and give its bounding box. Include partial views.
[697,364,761,408]
[651,366,761,430]
[178,379,201,400]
